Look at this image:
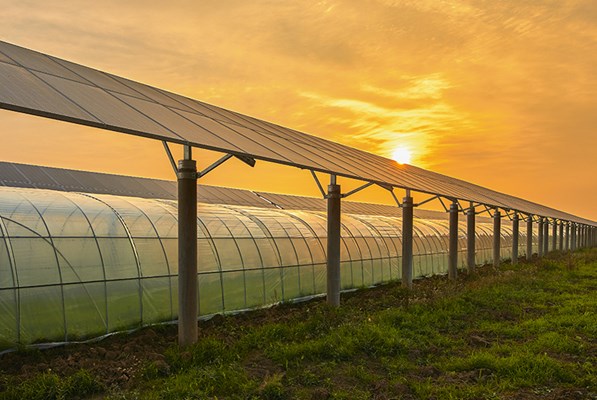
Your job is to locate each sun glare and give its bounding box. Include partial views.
[392,147,412,164]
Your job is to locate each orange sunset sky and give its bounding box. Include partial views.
[1,0,596,220]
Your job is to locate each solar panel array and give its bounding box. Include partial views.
[0,161,458,221]
[0,41,593,226]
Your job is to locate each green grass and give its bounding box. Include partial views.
[0,369,104,400]
[1,248,595,399]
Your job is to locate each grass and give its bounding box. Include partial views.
[0,248,595,399]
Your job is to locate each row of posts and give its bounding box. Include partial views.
[325,184,595,296]
[175,161,595,345]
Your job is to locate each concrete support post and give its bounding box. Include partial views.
[543,218,549,254]
[512,212,519,265]
[448,201,459,280]
[571,224,576,251]
[565,222,570,251]
[526,215,533,260]
[401,194,414,288]
[559,222,564,251]
[178,146,198,346]
[326,176,341,306]
[493,210,501,267]
[552,220,557,252]
[538,217,544,257]
[467,204,476,272]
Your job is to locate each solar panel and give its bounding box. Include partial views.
[0,41,593,226]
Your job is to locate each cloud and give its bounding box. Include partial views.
[1,0,596,219]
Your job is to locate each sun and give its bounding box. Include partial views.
[391,147,412,164]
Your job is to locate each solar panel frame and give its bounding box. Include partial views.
[0,41,594,226]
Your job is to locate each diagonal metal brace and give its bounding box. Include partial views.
[310,170,327,198]
[198,153,256,178]
[438,197,449,212]
[163,141,178,175]
[376,183,402,207]
[342,182,375,198]
[415,195,438,208]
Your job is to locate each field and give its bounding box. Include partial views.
[0,248,595,399]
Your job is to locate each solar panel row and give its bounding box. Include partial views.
[0,41,593,226]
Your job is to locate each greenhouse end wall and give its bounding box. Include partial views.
[0,187,538,347]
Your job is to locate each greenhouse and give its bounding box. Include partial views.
[0,162,537,347]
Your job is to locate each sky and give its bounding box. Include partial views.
[0,0,596,220]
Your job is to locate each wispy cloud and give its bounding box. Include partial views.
[298,73,471,165]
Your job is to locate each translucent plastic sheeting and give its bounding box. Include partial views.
[0,186,535,346]
[0,41,594,226]
[1,161,454,220]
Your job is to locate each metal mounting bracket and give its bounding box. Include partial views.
[162,142,255,178]
[198,153,256,178]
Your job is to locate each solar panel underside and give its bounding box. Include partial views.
[0,41,593,225]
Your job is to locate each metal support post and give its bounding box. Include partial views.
[402,193,414,288]
[526,215,533,260]
[467,204,476,272]
[558,222,564,251]
[552,220,557,252]
[178,145,198,346]
[543,219,549,254]
[326,175,341,306]
[512,212,519,265]
[538,217,544,257]
[448,201,459,280]
[493,210,501,267]
[565,222,570,251]
[571,224,576,251]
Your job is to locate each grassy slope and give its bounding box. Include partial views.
[1,249,595,400]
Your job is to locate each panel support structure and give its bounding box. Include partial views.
[512,212,519,265]
[326,176,341,306]
[526,215,533,260]
[448,201,459,280]
[571,224,577,251]
[178,146,198,346]
[493,210,501,267]
[558,222,564,251]
[552,220,557,252]
[467,204,476,272]
[565,222,570,251]
[402,194,414,288]
[538,217,544,257]
[543,219,549,254]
